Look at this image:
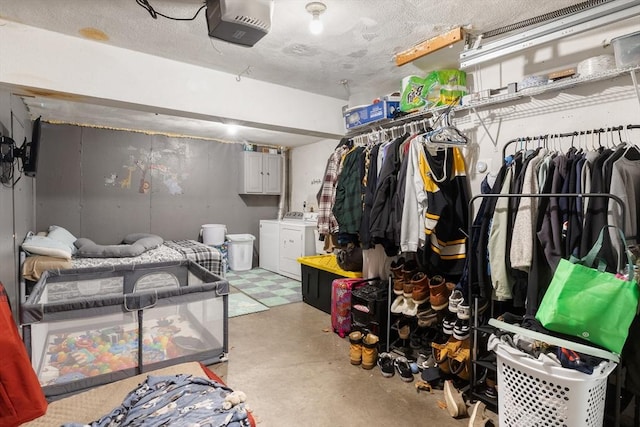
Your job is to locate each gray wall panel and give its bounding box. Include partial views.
[36,125,280,253]
[0,91,35,320]
[35,123,82,235]
[80,128,152,243]
[149,135,210,240]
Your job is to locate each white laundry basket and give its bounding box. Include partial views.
[495,342,617,427]
[226,234,255,271]
[201,224,226,246]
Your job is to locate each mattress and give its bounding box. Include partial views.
[22,240,224,285]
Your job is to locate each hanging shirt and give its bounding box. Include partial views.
[400,136,428,253]
[418,146,470,276]
[317,145,349,235]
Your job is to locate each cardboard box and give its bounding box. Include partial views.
[344,101,400,130]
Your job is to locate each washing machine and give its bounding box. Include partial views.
[259,212,320,280]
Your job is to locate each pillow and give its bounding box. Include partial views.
[47,225,78,255]
[74,235,164,258]
[122,233,164,245]
[22,234,73,260]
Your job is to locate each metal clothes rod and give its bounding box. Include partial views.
[500,124,640,160]
[466,192,626,427]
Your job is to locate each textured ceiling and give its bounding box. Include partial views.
[1,0,589,144]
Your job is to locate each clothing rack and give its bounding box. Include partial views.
[466,192,626,427]
[501,124,640,160]
[346,100,462,146]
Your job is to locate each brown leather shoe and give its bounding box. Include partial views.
[429,275,450,311]
[410,272,430,304]
[390,257,405,296]
[401,260,418,298]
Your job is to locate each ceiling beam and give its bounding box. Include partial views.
[395,27,464,67]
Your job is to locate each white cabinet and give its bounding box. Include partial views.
[240,151,282,195]
[259,219,318,281]
[278,222,317,281]
[259,220,280,273]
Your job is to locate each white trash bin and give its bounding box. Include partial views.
[226,234,255,271]
[201,224,226,246]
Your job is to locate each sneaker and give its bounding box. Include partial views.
[394,356,414,382]
[377,352,395,378]
[429,275,450,311]
[443,312,456,335]
[453,319,470,340]
[403,298,418,317]
[484,377,498,399]
[416,352,431,369]
[443,380,467,418]
[448,290,464,313]
[417,308,438,327]
[457,301,471,320]
[398,324,410,340]
[390,296,407,314]
[410,272,430,304]
[468,401,494,427]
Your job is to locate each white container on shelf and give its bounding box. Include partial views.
[612,31,640,68]
[226,234,255,271]
[201,224,226,246]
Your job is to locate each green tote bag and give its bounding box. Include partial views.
[535,226,639,354]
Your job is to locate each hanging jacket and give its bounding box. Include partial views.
[475,164,508,300]
[510,148,547,272]
[538,154,568,271]
[333,146,365,235]
[580,149,613,265]
[488,166,514,301]
[369,136,405,256]
[400,136,428,253]
[418,146,470,276]
[359,144,380,249]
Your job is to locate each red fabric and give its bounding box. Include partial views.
[199,363,256,427]
[0,282,47,427]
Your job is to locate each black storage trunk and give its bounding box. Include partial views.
[300,264,341,314]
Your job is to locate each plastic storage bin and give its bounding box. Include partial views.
[612,31,640,68]
[201,224,226,245]
[20,260,229,399]
[226,234,255,271]
[495,341,616,427]
[298,255,362,313]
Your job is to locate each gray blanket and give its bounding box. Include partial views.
[63,374,250,427]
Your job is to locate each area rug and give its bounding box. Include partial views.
[225,268,302,307]
[228,290,270,318]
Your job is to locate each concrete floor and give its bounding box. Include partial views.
[210,301,499,427]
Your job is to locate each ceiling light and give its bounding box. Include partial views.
[306,2,326,35]
[227,124,238,135]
